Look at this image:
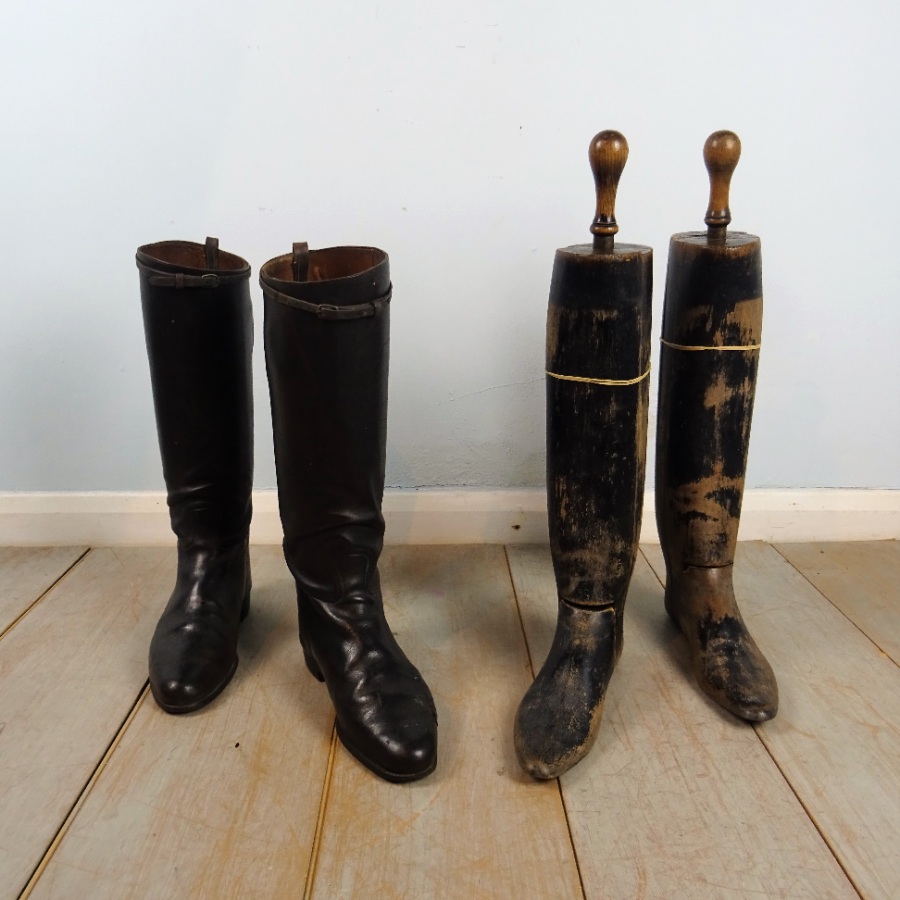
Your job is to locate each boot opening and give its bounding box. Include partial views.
[267,247,386,283]
[137,240,248,272]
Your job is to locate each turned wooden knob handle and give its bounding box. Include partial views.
[589,130,628,248]
[704,130,741,235]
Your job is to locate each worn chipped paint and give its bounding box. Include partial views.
[516,240,652,779]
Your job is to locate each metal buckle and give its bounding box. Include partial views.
[200,273,219,287]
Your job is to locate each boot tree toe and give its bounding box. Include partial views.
[514,687,606,780]
[514,602,619,780]
[698,625,779,722]
[666,568,778,723]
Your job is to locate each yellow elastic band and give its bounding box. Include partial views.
[661,338,761,351]
[546,366,651,386]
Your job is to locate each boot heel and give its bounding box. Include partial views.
[301,641,325,682]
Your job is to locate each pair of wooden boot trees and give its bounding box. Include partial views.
[514,130,778,779]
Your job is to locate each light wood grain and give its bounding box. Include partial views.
[509,544,855,900]
[644,542,900,900]
[27,547,335,899]
[0,548,171,899]
[775,540,900,665]
[309,545,583,900]
[0,546,86,635]
[7,541,895,899]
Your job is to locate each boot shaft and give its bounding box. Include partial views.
[656,232,763,567]
[544,132,652,610]
[137,238,254,543]
[546,245,652,608]
[261,245,391,594]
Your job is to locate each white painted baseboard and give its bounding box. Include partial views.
[0,489,896,546]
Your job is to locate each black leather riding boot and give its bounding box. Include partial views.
[137,237,253,714]
[261,243,437,783]
[655,132,778,722]
[515,132,652,779]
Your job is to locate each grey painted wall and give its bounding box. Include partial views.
[1,0,897,492]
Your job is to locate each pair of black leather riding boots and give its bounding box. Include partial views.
[136,238,436,783]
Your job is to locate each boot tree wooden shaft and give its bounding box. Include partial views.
[516,131,651,779]
[656,233,762,566]
[547,131,652,609]
[656,132,778,722]
[547,246,652,605]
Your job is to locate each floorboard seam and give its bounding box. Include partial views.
[18,682,151,899]
[638,546,663,588]
[754,729,865,899]
[303,724,338,900]
[639,544,867,894]
[503,545,536,678]
[770,544,898,666]
[554,778,588,900]
[0,548,92,644]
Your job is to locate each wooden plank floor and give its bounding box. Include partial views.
[0,547,86,636]
[0,540,896,899]
[509,547,855,899]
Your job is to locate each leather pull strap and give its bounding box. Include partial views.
[292,242,310,282]
[205,236,219,269]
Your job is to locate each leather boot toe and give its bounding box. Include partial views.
[148,545,250,715]
[149,626,238,714]
[300,589,438,783]
[335,689,438,783]
[149,615,241,714]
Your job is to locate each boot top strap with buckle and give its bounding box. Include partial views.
[136,237,251,288]
[260,244,392,320]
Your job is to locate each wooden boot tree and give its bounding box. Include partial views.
[655,131,778,721]
[514,131,652,779]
